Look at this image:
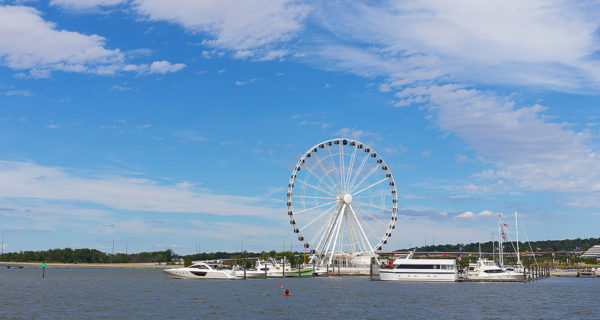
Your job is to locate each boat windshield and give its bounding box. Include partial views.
[484,269,505,273]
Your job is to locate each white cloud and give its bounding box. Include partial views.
[314,1,600,91]
[456,211,474,219]
[0,5,122,76]
[175,130,207,143]
[50,0,126,10]
[0,160,281,218]
[336,127,376,140]
[122,61,186,75]
[235,78,256,86]
[0,5,184,77]
[416,84,600,197]
[45,124,59,129]
[233,50,254,59]
[5,89,32,96]
[149,60,186,74]
[133,0,310,60]
[456,210,493,219]
[111,84,131,91]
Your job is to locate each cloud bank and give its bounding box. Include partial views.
[0,5,184,77]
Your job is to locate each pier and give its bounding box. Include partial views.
[1,263,25,269]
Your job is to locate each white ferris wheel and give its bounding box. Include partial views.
[287,138,398,265]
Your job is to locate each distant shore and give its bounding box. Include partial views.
[0,262,184,269]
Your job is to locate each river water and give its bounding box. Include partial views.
[1,268,598,319]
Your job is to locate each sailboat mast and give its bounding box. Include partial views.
[515,210,521,266]
[497,213,503,266]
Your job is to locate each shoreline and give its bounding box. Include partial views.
[0,262,183,269]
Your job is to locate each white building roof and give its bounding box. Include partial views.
[581,245,600,257]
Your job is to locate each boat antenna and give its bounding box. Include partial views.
[478,242,481,258]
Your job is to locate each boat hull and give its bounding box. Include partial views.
[379,270,457,282]
[163,268,238,280]
[466,271,525,281]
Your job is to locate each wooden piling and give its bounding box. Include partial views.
[243,257,246,280]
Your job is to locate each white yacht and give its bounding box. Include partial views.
[163,262,238,280]
[379,251,458,282]
[466,212,526,281]
[466,258,525,281]
[256,258,295,277]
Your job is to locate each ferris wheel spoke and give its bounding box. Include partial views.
[326,203,346,265]
[313,154,341,193]
[344,145,358,192]
[348,210,367,253]
[347,204,376,254]
[301,163,338,195]
[348,152,370,194]
[293,195,336,200]
[357,214,382,244]
[353,200,391,213]
[348,210,368,252]
[326,146,343,190]
[352,177,388,197]
[339,143,346,193]
[311,204,342,253]
[303,203,337,230]
[293,200,338,215]
[314,204,342,255]
[295,178,336,197]
[344,215,356,253]
[350,164,381,194]
[352,193,392,200]
[354,205,386,236]
[353,204,389,230]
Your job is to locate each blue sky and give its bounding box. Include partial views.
[1,0,600,254]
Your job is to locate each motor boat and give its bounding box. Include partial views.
[466,212,526,281]
[163,262,238,280]
[466,258,525,281]
[256,258,294,277]
[379,251,458,282]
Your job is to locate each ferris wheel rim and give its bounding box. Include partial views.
[286,138,398,258]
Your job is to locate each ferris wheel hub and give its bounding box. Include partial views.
[343,193,353,204]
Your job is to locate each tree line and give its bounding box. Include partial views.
[401,237,600,253]
[0,247,300,265]
[0,248,174,264]
[1,237,597,264]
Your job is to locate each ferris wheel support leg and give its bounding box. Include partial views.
[348,204,380,265]
[327,203,347,266]
[314,204,342,264]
